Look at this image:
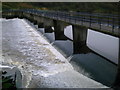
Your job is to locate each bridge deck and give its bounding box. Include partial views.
[40,12,119,37]
[2,18,107,88]
[2,10,120,37]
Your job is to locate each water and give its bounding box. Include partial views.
[69,53,117,86]
[38,27,73,57]
[36,24,118,86]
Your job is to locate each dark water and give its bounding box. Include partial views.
[34,24,118,87]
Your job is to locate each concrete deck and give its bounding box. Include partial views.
[2,18,108,88]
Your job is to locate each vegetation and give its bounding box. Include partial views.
[2,2,119,14]
[1,71,16,89]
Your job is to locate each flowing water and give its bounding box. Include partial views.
[35,24,118,86]
[3,18,108,88]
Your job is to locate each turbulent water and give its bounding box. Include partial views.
[2,18,107,88]
[38,24,118,86]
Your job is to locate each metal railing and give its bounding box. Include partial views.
[20,9,119,29]
[3,9,120,36]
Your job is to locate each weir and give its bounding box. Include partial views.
[2,10,119,59]
[2,18,109,88]
[2,10,120,87]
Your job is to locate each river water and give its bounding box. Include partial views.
[32,23,118,86]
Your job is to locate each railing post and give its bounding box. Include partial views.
[112,16,114,33]
[64,12,66,22]
[83,15,85,25]
[89,13,92,28]
[66,12,67,22]
[75,16,76,24]
[81,15,83,25]
[68,13,70,22]
[97,13,99,25]
[57,11,58,20]
[99,14,101,30]
[108,16,109,26]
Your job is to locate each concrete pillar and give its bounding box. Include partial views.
[6,12,14,19]
[44,18,54,33]
[44,26,53,33]
[33,20,37,25]
[24,13,31,21]
[38,23,44,28]
[38,16,44,23]
[25,13,33,22]
[23,12,28,19]
[18,12,24,19]
[33,16,44,28]
[30,14,36,24]
[53,20,67,40]
[36,16,44,28]
[72,25,88,54]
[14,12,19,18]
[33,15,39,25]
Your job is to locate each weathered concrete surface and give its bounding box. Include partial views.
[54,20,67,40]
[72,25,88,54]
[2,18,107,88]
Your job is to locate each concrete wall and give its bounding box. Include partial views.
[87,29,119,64]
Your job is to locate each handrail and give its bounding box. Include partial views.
[2,9,120,32]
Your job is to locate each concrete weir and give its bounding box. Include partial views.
[2,18,107,88]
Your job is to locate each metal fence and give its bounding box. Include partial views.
[3,9,120,35]
[20,9,119,30]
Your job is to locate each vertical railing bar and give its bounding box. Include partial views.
[99,14,101,30]
[112,15,115,33]
[81,15,83,25]
[69,12,70,22]
[108,16,109,26]
[90,13,92,28]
